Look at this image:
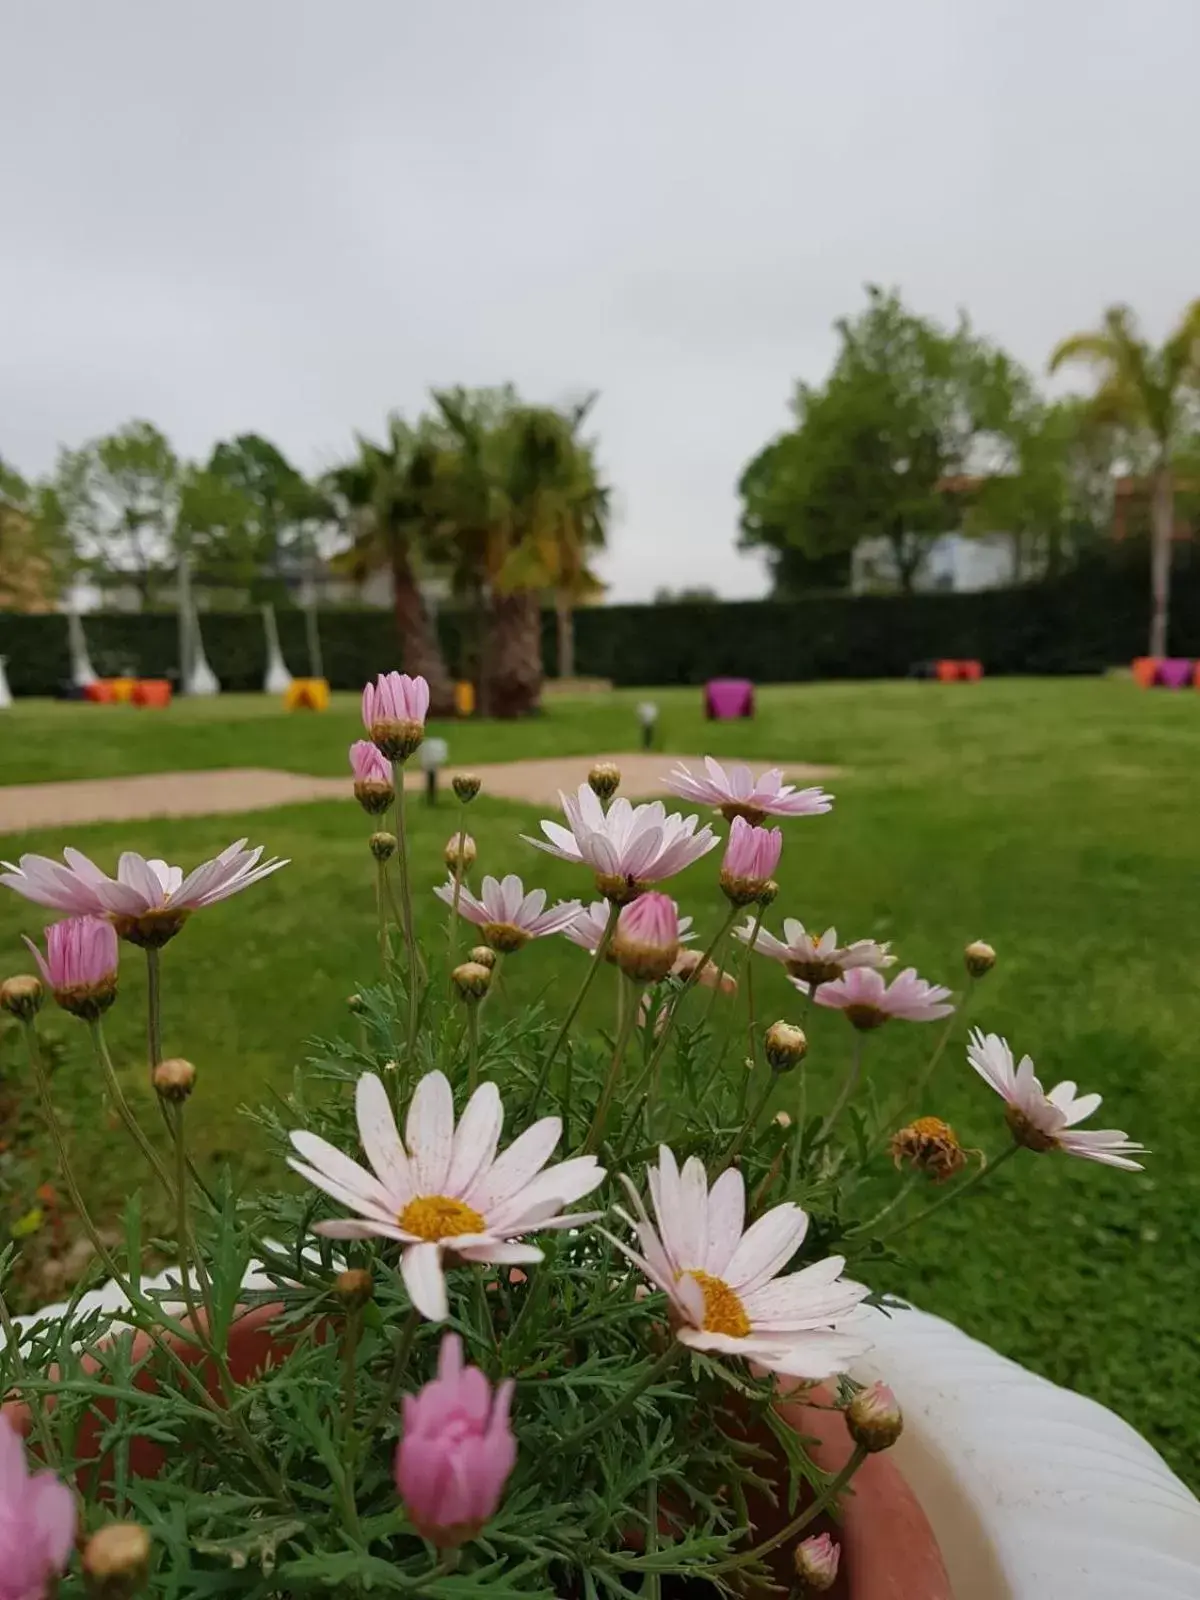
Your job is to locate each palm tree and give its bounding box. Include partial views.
[1049,302,1200,656]
[326,416,455,714]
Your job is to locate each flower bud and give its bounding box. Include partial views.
[793,1531,840,1591]
[82,1522,151,1597]
[334,1267,374,1309]
[719,818,783,907]
[612,893,680,983]
[0,973,43,1021]
[587,761,621,802]
[468,946,497,970]
[25,916,119,1021]
[890,1115,967,1183]
[152,1058,196,1103]
[774,1110,792,1129]
[347,993,367,1015]
[764,1020,807,1073]
[452,772,482,804]
[845,1381,903,1452]
[351,739,395,815]
[453,961,493,1001]
[758,879,779,907]
[964,939,996,977]
[444,832,477,871]
[369,831,397,861]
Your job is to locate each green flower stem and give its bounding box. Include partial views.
[710,1442,869,1574]
[90,1022,175,1201]
[376,857,389,973]
[447,800,467,984]
[819,1033,866,1143]
[719,1071,777,1173]
[583,976,639,1153]
[340,1304,364,1493]
[146,946,162,1071]
[0,1287,60,1468]
[644,904,740,1092]
[171,1101,209,1329]
[550,1342,682,1456]
[365,1309,420,1436]
[742,903,767,1064]
[843,1173,922,1240]
[391,758,420,1061]
[466,1005,481,1094]
[873,1140,1020,1246]
[528,901,620,1115]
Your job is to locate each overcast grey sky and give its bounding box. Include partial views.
[3,1,1198,600]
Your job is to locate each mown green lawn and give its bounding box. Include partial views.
[0,679,1196,1483]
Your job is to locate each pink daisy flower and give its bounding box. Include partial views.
[719,817,783,906]
[563,899,695,955]
[362,672,430,761]
[24,915,118,1020]
[808,966,953,1030]
[604,1147,869,1380]
[288,1070,605,1321]
[736,916,894,986]
[524,784,720,903]
[967,1029,1145,1170]
[1,840,287,947]
[664,757,833,825]
[432,873,580,953]
[0,1416,75,1600]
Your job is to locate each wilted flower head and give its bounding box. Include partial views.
[793,1531,840,1591]
[362,672,430,761]
[0,1414,76,1600]
[289,1070,605,1320]
[1,840,287,948]
[604,1147,869,1380]
[967,1029,1145,1169]
[846,1381,903,1452]
[434,874,580,953]
[611,892,680,983]
[24,915,118,1021]
[350,739,395,814]
[809,966,954,1030]
[395,1332,516,1548]
[719,818,783,906]
[664,757,833,825]
[890,1116,968,1183]
[524,785,719,903]
[671,946,736,994]
[738,916,894,987]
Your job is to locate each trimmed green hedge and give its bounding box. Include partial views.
[1,559,1195,695]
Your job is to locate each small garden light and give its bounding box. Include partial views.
[636,700,658,750]
[420,737,450,805]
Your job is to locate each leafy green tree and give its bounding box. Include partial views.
[53,420,180,608]
[738,288,1000,593]
[0,457,65,611]
[206,434,332,594]
[326,417,456,713]
[1050,301,1200,655]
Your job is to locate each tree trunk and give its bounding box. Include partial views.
[555,591,575,679]
[390,545,455,714]
[488,590,543,718]
[1149,462,1173,658]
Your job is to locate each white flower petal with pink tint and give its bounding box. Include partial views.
[433,873,580,948]
[524,785,719,900]
[664,757,833,822]
[736,916,894,982]
[563,899,696,955]
[289,1071,606,1321]
[1,840,287,921]
[966,1030,1145,1170]
[603,1147,869,1380]
[807,965,953,1027]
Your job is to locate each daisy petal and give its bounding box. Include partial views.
[401,1241,449,1321]
[406,1071,455,1194]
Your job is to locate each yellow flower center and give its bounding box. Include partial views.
[481,921,530,954]
[398,1195,486,1240]
[687,1269,751,1338]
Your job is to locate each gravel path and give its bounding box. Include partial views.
[0,754,837,836]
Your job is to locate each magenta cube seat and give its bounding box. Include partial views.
[705,679,755,720]
[1158,659,1193,688]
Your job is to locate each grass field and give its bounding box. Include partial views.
[0,679,1196,1484]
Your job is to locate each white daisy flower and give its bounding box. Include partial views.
[967,1030,1146,1170]
[604,1147,869,1380]
[289,1071,606,1320]
[524,785,720,903]
[736,916,894,986]
[432,872,581,952]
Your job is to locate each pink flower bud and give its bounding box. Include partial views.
[719,818,783,906]
[363,673,430,761]
[395,1333,516,1548]
[612,891,681,982]
[0,1415,76,1600]
[24,915,118,1021]
[846,1380,903,1452]
[793,1531,840,1590]
[350,739,396,814]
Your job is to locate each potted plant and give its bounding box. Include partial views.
[0,677,1145,1597]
